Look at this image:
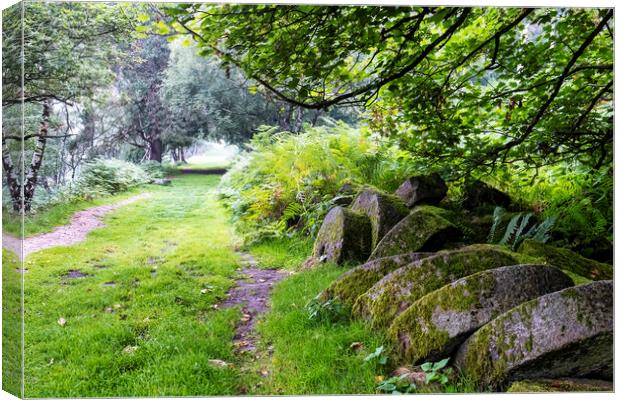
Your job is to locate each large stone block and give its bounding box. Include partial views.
[350,187,409,248]
[320,252,434,307]
[454,281,613,390]
[395,173,447,207]
[353,244,523,328]
[388,264,573,364]
[312,206,372,265]
[369,206,460,260]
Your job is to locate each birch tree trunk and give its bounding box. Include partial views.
[22,100,51,212]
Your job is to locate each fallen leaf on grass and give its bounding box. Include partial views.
[374,375,384,382]
[259,368,269,377]
[57,318,66,327]
[350,342,364,351]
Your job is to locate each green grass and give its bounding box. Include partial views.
[247,235,313,270]
[2,186,145,237]
[21,175,245,397]
[178,161,230,170]
[2,249,23,398]
[249,264,387,395]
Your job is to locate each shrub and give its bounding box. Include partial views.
[78,158,150,195]
[219,122,417,242]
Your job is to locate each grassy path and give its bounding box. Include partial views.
[5,174,386,397]
[21,175,244,397]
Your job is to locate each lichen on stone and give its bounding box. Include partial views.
[353,244,523,328]
[518,239,612,280]
[369,205,461,260]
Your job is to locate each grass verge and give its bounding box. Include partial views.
[246,235,313,270]
[247,263,386,395]
[2,249,23,397]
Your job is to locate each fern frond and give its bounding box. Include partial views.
[499,213,522,246]
[510,213,533,250]
[488,206,506,243]
[531,216,557,244]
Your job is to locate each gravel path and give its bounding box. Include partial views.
[2,193,151,259]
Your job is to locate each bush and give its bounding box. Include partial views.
[219,122,417,243]
[78,158,150,195]
[140,160,178,178]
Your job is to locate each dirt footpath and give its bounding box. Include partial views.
[2,193,151,259]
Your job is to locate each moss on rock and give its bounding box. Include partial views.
[369,205,461,260]
[353,244,523,328]
[506,378,613,392]
[350,186,409,248]
[312,206,373,265]
[454,280,613,391]
[320,252,435,307]
[518,239,612,280]
[388,264,573,364]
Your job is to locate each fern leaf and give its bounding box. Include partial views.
[531,216,557,244]
[511,213,533,250]
[488,206,506,243]
[499,213,522,246]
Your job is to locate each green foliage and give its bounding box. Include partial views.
[140,161,177,179]
[364,345,388,365]
[306,294,349,325]
[501,164,612,246]
[79,159,150,196]
[420,358,452,385]
[247,235,313,270]
[169,5,612,173]
[219,122,415,242]
[376,374,417,394]
[489,207,556,251]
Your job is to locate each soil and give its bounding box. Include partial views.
[221,252,288,353]
[2,193,151,259]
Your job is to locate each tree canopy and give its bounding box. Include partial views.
[166,5,613,173]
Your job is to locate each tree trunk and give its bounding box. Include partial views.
[180,147,187,163]
[1,138,22,212]
[148,137,162,162]
[23,101,51,212]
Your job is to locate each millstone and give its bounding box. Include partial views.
[453,280,613,391]
[388,264,574,364]
[368,205,460,260]
[353,244,523,328]
[320,252,434,307]
[312,206,372,265]
[394,173,448,207]
[350,187,409,248]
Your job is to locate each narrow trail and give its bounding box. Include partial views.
[2,193,151,259]
[221,252,288,353]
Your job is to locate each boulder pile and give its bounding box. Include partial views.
[309,174,613,392]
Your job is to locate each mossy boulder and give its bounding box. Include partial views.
[462,181,511,210]
[454,280,613,390]
[350,187,409,248]
[312,206,373,265]
[506,378,613,392]
[389,264,573,364]
[369,206,461,260]
[353,244,523,328]
[320,252,434,307]
[518,239,612,280]
[395,173,447,207]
